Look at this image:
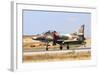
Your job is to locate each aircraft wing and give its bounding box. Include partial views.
[63,40,78,42]
[32,36,53,43]
[57,39,83,44]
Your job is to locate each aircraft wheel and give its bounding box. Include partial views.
[60,45,63,50]
[46,47,48,51]
[66,44,69,50]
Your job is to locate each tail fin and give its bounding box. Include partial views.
[78,25,85,35]
[77,25,85,41]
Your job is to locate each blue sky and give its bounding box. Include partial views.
[23,10,91,37]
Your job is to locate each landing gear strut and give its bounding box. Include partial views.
[60,44,63,50]
[66,43,70,50]
[46,41,49,51]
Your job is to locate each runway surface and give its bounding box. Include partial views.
[23,47,91,56]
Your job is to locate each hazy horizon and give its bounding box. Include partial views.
[23,10,91,37]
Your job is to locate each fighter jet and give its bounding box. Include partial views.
[32,25,86,50]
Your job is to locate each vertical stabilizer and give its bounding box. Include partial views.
[78,25,85,41]
[78,25,85,35]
